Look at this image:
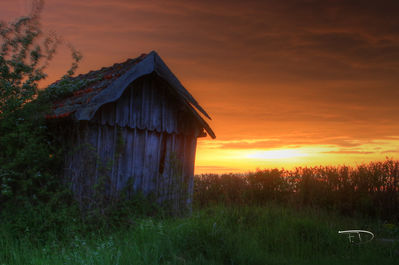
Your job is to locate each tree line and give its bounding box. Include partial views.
[194,159,399,221]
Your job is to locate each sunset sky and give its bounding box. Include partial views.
[2,0,399,173]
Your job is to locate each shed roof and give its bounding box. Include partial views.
[46,51,215,138]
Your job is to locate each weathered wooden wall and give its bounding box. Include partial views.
[63,75,200,211]
[92,74,202,136]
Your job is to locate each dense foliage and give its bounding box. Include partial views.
[0,1,81,206]
[0,2,50,115]
[195,159,399,221]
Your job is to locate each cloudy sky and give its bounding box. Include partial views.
[2,0,399,173]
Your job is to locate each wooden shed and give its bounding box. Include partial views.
[46,51,215,212]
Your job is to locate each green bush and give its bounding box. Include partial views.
[0,0,81,207]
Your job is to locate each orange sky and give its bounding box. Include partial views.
[2,0,399,174]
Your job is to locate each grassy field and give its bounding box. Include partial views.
[1,204,398,265]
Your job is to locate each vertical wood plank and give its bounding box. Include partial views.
[115,86,130,127]
[133,129,145,191]
[101,102,115,126]
[134,79,143,129]
[151,79,162,132]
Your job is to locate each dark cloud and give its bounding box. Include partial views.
[28,0,398,87]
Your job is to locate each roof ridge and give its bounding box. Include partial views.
[46,51,215,138]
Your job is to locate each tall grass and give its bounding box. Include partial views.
[1,205,398,265]
[195,159,399,221]
[1,159,399,264]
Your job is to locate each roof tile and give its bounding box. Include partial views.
[46,54,148,120]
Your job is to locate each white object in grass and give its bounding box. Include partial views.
[338,230,374,244]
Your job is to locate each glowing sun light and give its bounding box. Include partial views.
[245,149,309,160]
